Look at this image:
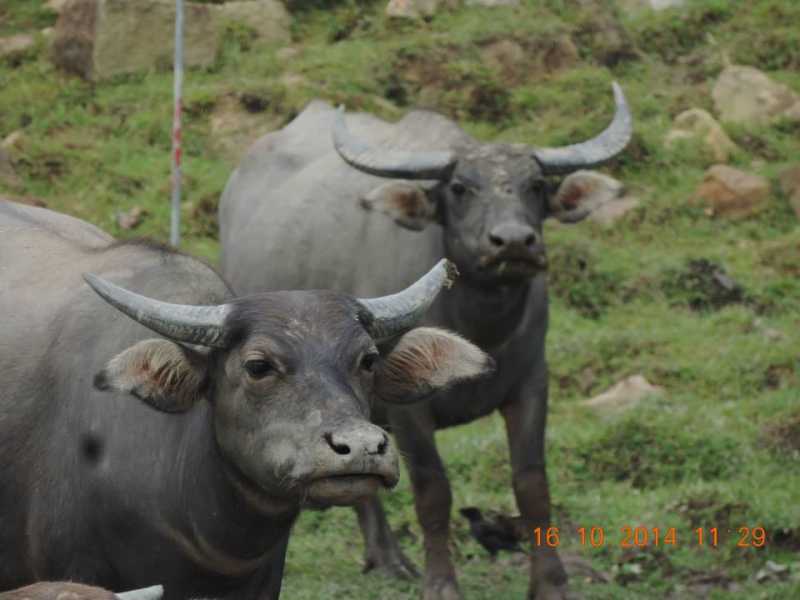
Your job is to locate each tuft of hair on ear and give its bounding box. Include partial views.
[94,339,205,413]
[376,327,494,405]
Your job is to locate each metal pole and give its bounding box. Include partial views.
[170,0,184,247]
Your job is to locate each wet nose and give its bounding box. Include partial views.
[324,426,389,457]
[488,222,537,249]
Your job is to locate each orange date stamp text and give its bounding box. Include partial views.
[531,526,767,548]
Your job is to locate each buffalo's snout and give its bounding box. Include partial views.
[487,222,538,250]
[304,420,399,506]
[323,426,389,457]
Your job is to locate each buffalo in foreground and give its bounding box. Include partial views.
[220,82,632,599]
[0,201,491,599]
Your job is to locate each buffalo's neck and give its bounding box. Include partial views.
[443,277,534,350]
[172,406,298,579]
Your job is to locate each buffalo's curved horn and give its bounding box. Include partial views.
[357,259,458,341]
[116,586,164,600]
[333,106,457,181]
[84,274,231,348]
[532,82,633,175]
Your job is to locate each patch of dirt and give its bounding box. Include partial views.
[670,494,750,530]
[667,569,740,598]
[761,362,797,391]
[188,193,219,237]
[614,546,673,585]
[771,527,800,551]
[547,241,618,319]
[660,258,746,312]
[759,239,800,277]
[761,409,800,454]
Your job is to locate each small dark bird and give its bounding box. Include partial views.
[459,506,526,559]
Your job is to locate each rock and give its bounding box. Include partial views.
[713,65,800,125]
[588,196,640,226]
[0,148,22,190]
[276,46,299,61]
[778,164,800,218]
[210,94,284,163]
[691,165,770,219]
[0,34,36,62]
[46,0,71,13]
[568,170,626,209]
[116,205,146,230]
[2,131,25,152]
[466,0,519,6]
[618,0,684,11]
[386,0,443,18]
[583,375,664,412]
[52,0,289,80]
[215,1,291,44]
[664,108,738,163]
[755,561,790,584]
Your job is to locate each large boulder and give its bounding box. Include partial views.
[386,0,455,18]
[0,34,36,63]
[618,0,684,11]
[51,0,290,80]
[712,65,800,125]
[664,108,739,163]
[465,0,519,6]
[691,165,770,219]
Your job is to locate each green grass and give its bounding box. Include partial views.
[2,0,800,597]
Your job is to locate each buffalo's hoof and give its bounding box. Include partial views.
[423,577,462,600]
[363,548,420,580]
[527,583,571,600]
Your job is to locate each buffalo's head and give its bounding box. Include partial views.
[85,261,491,508]
[333,83,631,286]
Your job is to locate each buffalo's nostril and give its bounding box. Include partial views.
[324,432,351,455]
[489,234,505,247]
[376,434,388,456]
[524,234,536,246]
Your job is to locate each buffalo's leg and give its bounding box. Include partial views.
[355,496,419,579]
[502,378,568,600]
[391,406,461,600]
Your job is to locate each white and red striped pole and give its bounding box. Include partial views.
[170,0,184,247]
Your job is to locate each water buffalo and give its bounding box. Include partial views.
[218,83,632,599]
[0,201,491,599]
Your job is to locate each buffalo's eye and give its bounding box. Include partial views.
[530,179,547,196]
[360,352,380,373]
[244,359,276,379]
[450,181,467,196]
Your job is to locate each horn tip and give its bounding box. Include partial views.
[442,259,459,289]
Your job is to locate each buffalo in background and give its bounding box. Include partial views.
[219,83,632,600]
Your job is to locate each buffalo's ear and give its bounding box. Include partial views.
[94,339,208,413]
[360,181,438,231]
[375,328,494,405]
[548,170,624,223]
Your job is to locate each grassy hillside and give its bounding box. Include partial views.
[2,0,799,598]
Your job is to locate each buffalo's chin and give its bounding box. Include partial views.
[305,474,392,506]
